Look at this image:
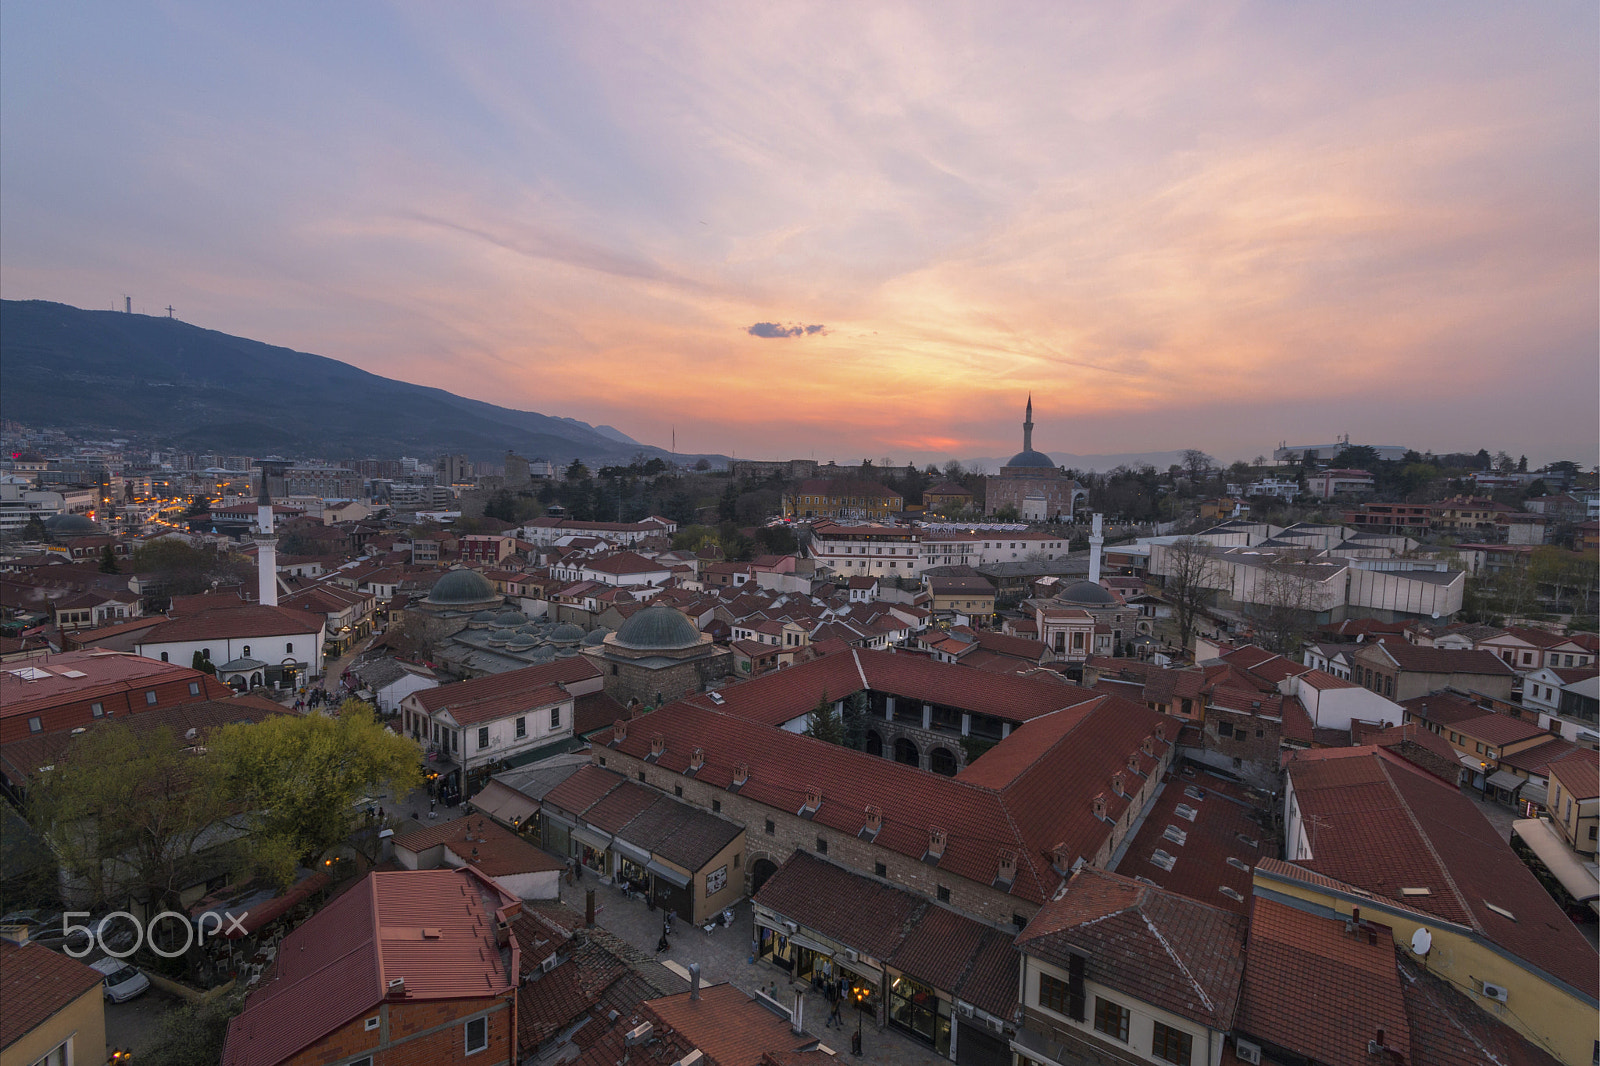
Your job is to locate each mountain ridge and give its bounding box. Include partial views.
[0,300,691,464]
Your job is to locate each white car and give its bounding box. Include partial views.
[90,957,150,1003]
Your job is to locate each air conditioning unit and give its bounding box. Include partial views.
[844,948,858,963]
[1234,1039,1262,1065]
[784,921,798,933]
[1480,981,1509,1003]
[540,954,559,973]
[985,1016,1004,1033]
[957,1002,973,1018]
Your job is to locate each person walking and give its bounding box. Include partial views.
[828,990,844,1029]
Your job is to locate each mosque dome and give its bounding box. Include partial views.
[471,611,498,622]
[44,513,100,536]
[427,569,498,606]
[506,634,537,651]
[494,609,526,627]
[612,604,701,651]
[1057,579,1115,606]
[1005,449,1056,470]
[549,623,586,645]
[582,627,611,646]
[486,629,517,646]
[529,646,557,662]
[516,624,541,636]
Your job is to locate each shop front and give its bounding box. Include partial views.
[542,814,573,858]
[572,826,612,877]
[646,859,693,921]
[888,971,952,1056]
[840,961,882,1019]
[612,837,652,896]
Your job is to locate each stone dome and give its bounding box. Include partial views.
[1058,579,1115,606]
[471,611,497,622]
[549,623,585,644]
[1004,449,1056,470]
[487,629,517,645]
[612,604,701,651]
[494,609,526,627]
[427,569,498,606]
[507,634,537,651]
[516,624,541,636]
[44,513,100,535]
[529,646,557,661]
[582,627,611,646]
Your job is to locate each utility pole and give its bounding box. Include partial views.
[165,305,174,319]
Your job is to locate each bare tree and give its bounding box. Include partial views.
[1249,553,1325,655]
[1162,538,1225,656]
[1181,450,1214,484]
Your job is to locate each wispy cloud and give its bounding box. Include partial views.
[747,322,826,338]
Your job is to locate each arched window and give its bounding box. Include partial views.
[286,642,294,654]
[242,645,251,658]
[160,652,169,662]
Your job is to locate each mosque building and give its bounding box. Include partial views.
[984,396,1084,521]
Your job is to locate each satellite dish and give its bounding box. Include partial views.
[1410,927,1432,956]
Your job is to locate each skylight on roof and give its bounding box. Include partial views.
[59,670,88,678]
[1184,786,1206,801]
[1163,825,1188,846]
[6,667,52,681]
[1227,857,1251,872]
[1400,887,1432,897]
[1219,887,1245,902]
[1150,850,1176,872]
[1483,901,1516,921]
[1174,803,1198,822]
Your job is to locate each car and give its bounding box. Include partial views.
[90,956,150,1003]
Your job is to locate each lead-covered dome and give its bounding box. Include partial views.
[1058,579,1115,605]
[612,604,700,651]
[44,513,100,535]
[426,568,498,606]
[1005,449,1056,469]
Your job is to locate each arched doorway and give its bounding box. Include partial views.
[751,858,779,894]
[929,747,957,776]
[865,731,884,758]
[893,738,920,768]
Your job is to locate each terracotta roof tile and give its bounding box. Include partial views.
[0,939,104,1048]
[393,816,565,876]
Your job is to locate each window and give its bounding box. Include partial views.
[242,645,251,657]
[712,799,721,813]
[478,727,489,749]
[28,717,42,733]
[189,681,200,695]
[765,818,775,836]
[286,642,294,653]
[91,702,103,717]
[160,651,169,662]
[145,691,158,705]
[674,785,683,798]
[638,772,647,782]
[201,648,211,660]
[598,756,606,767]
[816,836,828,854]
[365,1015,380,1031]
[1013,913,1027,930]
[465,1014,488,1054]
[516,716,526,739]
[1151,1022,1192,1065]
[936,885,950,902]
[1093,997,1130,1042]
[1038,971,1071,1015]
[874,862,886,877]
[1217,721,1234,738]
[551,706,561,729]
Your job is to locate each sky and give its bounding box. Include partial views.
[2,2,1595,468]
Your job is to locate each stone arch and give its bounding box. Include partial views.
[893,737,920,768]
[929,746,958,777]
[750,856,780,894]
[865,730,884,758]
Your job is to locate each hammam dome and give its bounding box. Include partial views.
[426,568,498,607]
[611,604,701,651]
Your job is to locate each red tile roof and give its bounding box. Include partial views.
[223,867,518,1066]
[1114,770,1263,914]
[1453,712,1550,747]
[393,816,565,876]
[1285,749,1598,998]
[0,650,236,743]
[139,604,327,642]
[1547,748,1600,800]
[646,983,817,1066]
[1397,957,1562,1066]
[1366,641,1516,677]
[1016,866,1246,1031]
[0,939,104,1048]
[408,658,600,715]
[1236,897,1409,1066]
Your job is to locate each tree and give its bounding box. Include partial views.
[1249,554,1325,655]
[1181,450,1214,484]
[1161,538,1224,655]
[191,650,217,675]
[841,692,868,751]
[1333,444,1380,471]
[206,704,422,886]
[1517,455,1527,473]
[385,612,443,661]
[483,489,519,522]
[564,459,591,481]
[28,723,229,913]
[803,692,844,746]
[23,514,49,543]
[98,545,120,573]
[138,992,243,1066]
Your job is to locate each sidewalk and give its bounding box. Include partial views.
[553,874,951,1066]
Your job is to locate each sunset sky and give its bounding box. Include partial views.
[2,3,1595,467]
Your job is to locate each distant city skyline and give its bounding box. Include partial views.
[1,3,1594,467]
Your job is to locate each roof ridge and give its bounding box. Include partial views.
[1374,757,1475,932]
[1140,908,1214,1015]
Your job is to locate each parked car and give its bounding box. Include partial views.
[90,957,150,1002]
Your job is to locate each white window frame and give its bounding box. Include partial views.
[465,1014,489,1054]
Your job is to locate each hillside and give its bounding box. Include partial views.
[0,300,671,463]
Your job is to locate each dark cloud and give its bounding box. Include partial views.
[747,322,826,338]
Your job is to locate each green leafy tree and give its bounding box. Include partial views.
[483,489,519,522]
[98,545,120,573]
[191,650,217,675]
[206,702,422,886]
[803,692,845,746]
[564,459,590,481]
[28,723,229,913]
[139,991,243,1066]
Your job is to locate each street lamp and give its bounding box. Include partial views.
[852,987,865,1056]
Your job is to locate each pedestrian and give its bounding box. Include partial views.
[377,806,384,821]
[769,981,780,1002]
[829,993,843,1029]
[655,932,670,953]
[429,797,436,814]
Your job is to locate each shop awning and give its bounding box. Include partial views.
[468,780,538,827]
[1486,769,1525,792]
[836,954,883,981]
[571,826,612,852]
[646,860,690,889]
[611,837,651,865]
[224,872,331,938]
[1512,819,1599,905]
[786,932,837,956]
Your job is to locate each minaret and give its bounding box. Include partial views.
[255,475,279,607]
[1088,513,1104,584]
[1023,394,1035,453]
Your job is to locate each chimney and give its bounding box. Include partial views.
[614,719,628,742]
[1141,736,1156,756]
[689,962,701,1001]
[1111,772,1125,797]
[804,787,822,813]
[1127,752,1140,773]
[997,849,1017,883]
[1092,793,1108,819]
[1088,513,1104,584]
[650,734,665,757]
[927,826,947,860]
[733,763,749,787]
[689,747,705,772]
[1051,843,1073,873]
[864,805,882,834]
[387,977,406,998]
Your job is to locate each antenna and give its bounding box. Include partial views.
[165,305,174,319]
[123,295,132,313]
